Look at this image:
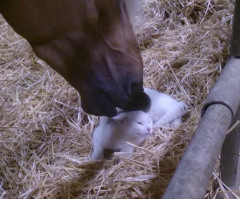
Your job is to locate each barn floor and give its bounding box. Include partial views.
[0,0,235,198]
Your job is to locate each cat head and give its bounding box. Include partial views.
[112,110,153,136]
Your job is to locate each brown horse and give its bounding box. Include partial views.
[0,0,150,117]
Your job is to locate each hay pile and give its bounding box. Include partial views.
[0,0,234,198]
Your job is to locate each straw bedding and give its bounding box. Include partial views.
[0,0,235,198]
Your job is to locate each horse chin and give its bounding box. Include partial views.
[80,90,118,117]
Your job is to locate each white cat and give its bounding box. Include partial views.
[90,110,153,161]
[90,88,188,161]
[144,87,188,128]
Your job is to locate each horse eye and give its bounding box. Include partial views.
[137,122,143,125]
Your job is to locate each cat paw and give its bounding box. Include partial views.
[169,118,182,127]
[179,102,188,116]
[90,151,104,161]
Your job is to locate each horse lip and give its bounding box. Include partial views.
[104,89,131,110]
[130,91,151,112]
[103,88,151,113]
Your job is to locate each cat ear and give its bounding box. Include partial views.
[112,112,127,124]
[116,107,124,113]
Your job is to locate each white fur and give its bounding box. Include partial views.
[91,111,153,160]
[90,88,188,161]
[144,88,188,128]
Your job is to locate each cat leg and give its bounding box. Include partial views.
[119,144,135,159]
[169,117,182,127]
[90,141,104,161]
[153,103,187,128]
[153,111,181,128]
